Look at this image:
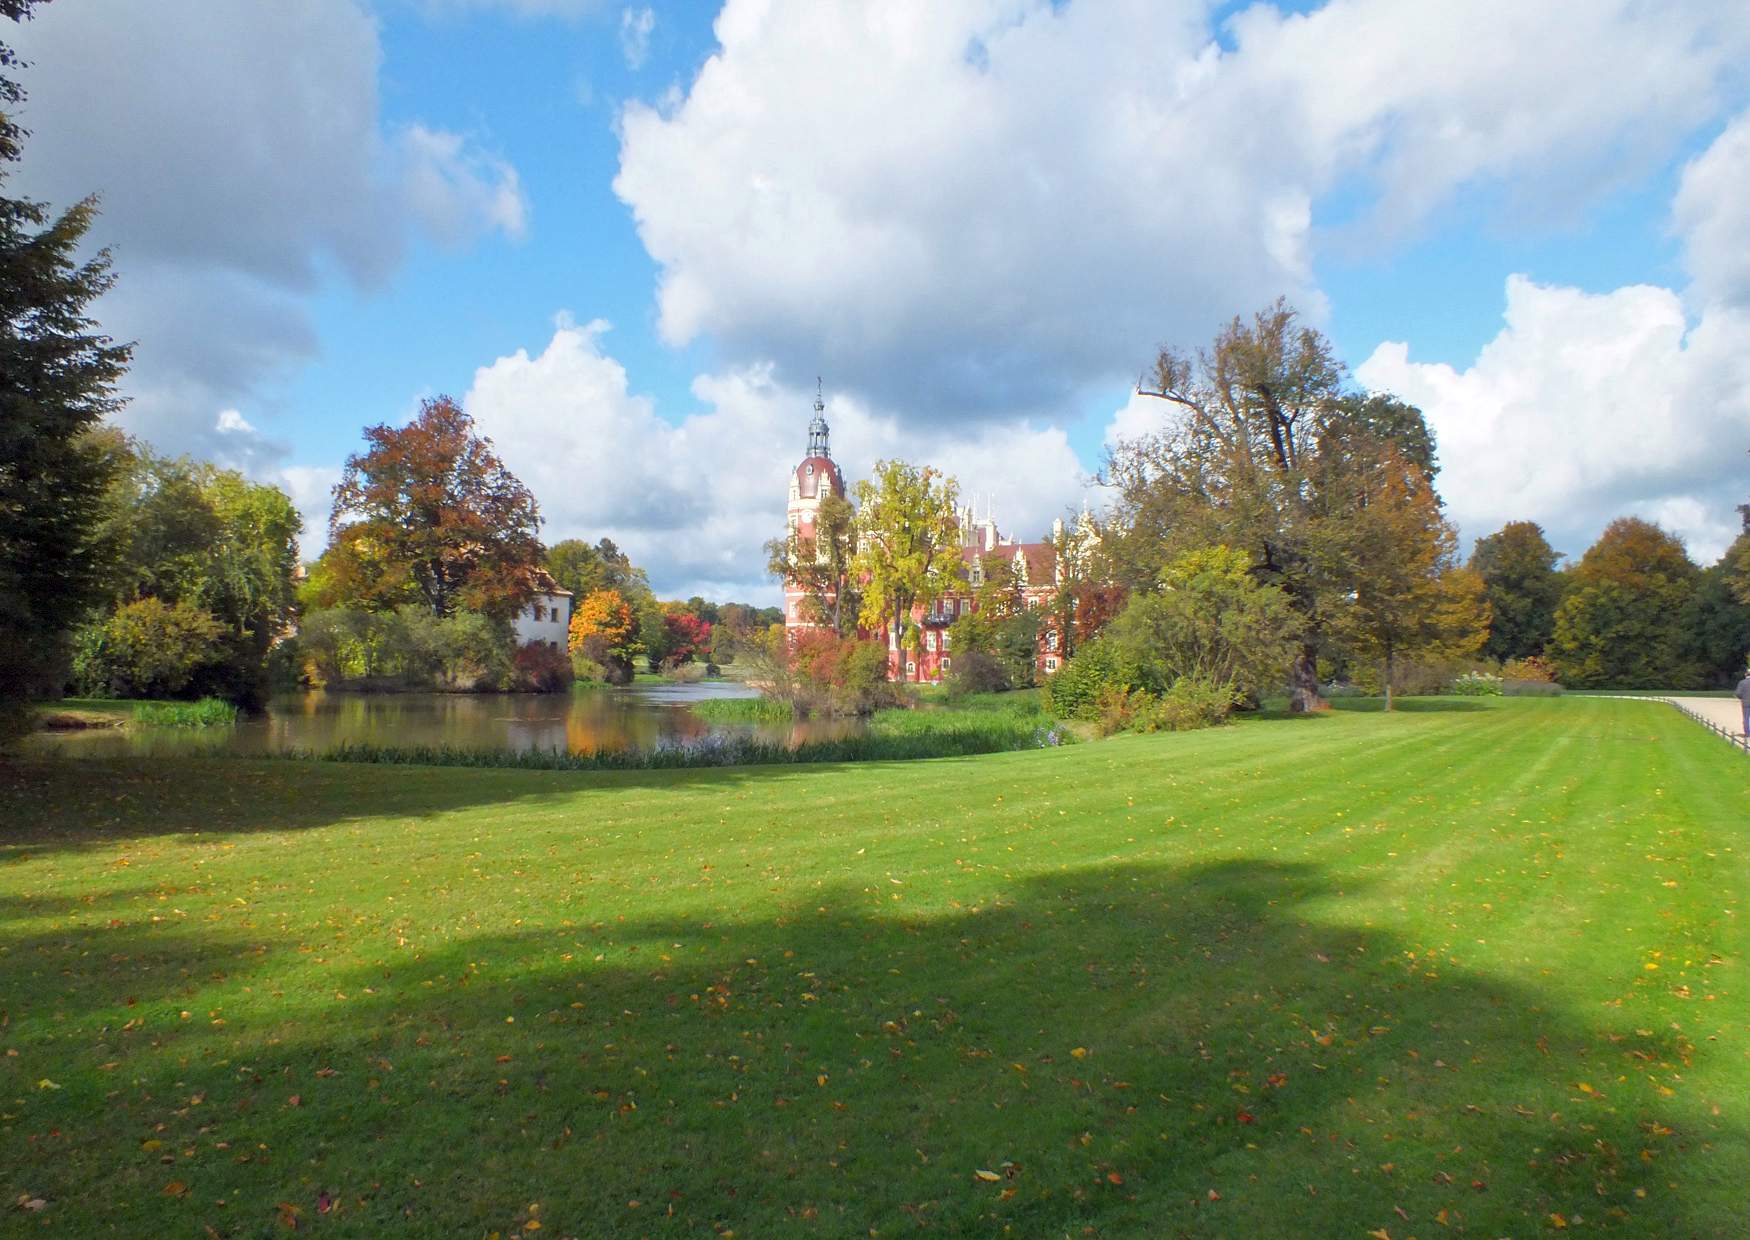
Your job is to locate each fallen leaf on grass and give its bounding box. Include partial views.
[974,1170,1002,1182]
[162,1181,189,1197]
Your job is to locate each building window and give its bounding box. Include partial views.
[941,656,951,672]
[906,660,916,677]
[970,564,983,586]
[941,632,951,650]
[1044,656,1060,673]
[926,631,936,650]
[1046,629,1059,651]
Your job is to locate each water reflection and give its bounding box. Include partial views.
[29,681,863,759]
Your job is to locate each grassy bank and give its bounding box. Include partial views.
[1,696,1744,1235]
[36,696,237,730]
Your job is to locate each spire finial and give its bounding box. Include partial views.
[807,377,831,459]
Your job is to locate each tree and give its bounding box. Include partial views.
[546,537,653,604]
[1548,518,1698,687]
[0,0,133,738]
[766,491,859,634]
[1110,299,1438,711]
[1676,546,1750,687]
[567,589,640,683]
[1324,450,1489,709]
[1468,521,1563,661]
[851,460,960,679]
[79,442,300,705]
[329,396,543,620]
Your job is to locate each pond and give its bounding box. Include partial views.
[29,680,865,759]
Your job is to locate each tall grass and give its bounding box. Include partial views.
[133,698,239,728]
[689,697,795,724]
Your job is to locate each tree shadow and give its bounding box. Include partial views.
[1,749,1074,857]
[4,858,1735,1236]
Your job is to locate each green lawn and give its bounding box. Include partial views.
[1,697,1743,1236]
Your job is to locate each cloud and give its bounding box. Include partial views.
[462,320,1088,600]
[1355,277,1750,565]
[619,6,655,70]
[401,124,529,244]
[615,0,1750,424]
[1675,111,1750,309]
[7,0,528,467]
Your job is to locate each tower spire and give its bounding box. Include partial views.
[807,377,831,458]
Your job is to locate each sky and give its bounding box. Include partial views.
[9,0,1750,603]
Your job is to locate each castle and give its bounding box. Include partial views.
[783,391,1094,682]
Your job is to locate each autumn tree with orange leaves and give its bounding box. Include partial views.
[567,588,641,683]
[327,396,543,621]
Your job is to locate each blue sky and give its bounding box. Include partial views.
[11,1,1749,600]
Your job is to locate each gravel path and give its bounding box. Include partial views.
[1665,696,1746,736]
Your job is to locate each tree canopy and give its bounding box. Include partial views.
[0,0,133,737]
[329,396,543,620]
[1107,299,1448,710]
[851,460,960,674]
[1468,521,1562,661]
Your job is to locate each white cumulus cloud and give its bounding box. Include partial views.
[1356,277,1750,564]
[8,0,529,468]
[615,0,1750,424]
[462,320,1088,600]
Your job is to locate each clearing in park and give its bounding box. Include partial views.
[1,695,1743,1236]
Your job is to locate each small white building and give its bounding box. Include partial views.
[513,573,572,650]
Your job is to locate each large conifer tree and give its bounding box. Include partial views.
[0,0,133,738]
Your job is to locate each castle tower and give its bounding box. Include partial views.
[784,382,846,630]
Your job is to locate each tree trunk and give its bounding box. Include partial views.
[1383,646,1395,712]
[1287,643,1324,713]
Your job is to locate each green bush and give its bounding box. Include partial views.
[73,597,226,698]
[1093,678,1235,736]
[1043,638,1141,720]
[298,605,517,690]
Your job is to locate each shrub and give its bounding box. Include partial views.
[1093,677,1235,736]
[1501,655,1557,683]
[1502,679,1563,697]
[76,598,226,698]
[948,649,1010,695]
[1043,638,1141,720]
[1450,671,1503,696]
[512,642,573,693]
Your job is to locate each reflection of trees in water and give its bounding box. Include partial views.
[34,686,874,760]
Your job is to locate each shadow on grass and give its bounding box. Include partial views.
[0,748,1064,857]
[1249,696,1499,721]
[4,858,1733,1237]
